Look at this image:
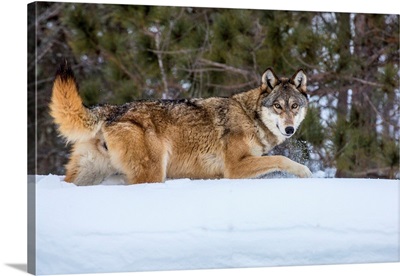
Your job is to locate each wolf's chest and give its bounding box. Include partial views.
[252,125,286,155]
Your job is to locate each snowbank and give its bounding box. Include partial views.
[34,175,399,275]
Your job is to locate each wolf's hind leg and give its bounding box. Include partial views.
[104,123,168,184]
[64,141,116,186]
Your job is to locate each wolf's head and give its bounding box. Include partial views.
[258,68,309,140]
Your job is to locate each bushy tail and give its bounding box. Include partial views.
[49,60,101,142]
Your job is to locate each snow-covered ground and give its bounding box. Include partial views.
[34,174,399,275]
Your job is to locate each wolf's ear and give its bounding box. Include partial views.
[261,68,279,92]
[291,69,307,93]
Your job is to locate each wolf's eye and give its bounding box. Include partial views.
[291,103,299,109]
[274,103,282,109]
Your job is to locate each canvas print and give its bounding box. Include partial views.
[27,1,399,275]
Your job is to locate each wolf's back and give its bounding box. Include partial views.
[49,61,101,142]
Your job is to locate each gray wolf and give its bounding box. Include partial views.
[50,61,312,185]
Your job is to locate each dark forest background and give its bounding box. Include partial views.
[28,2,399,178]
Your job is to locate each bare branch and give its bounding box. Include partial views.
[153,27,169,99]
[295,56,321,71]
[204,81,257,91]
[363,93,393,125]
[28,2,63,30]
[148,48,202,55]
[198,59,252,77]
[344,76,384,88]
[179,67,228,73]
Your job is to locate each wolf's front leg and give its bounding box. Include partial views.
[224,155,312,179]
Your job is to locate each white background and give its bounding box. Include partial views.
[0,0,399,276]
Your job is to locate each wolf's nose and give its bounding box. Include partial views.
[285,126,295,135]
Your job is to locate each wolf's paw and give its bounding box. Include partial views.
[295,164,312,178]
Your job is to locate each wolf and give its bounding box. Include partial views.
[49,61,312,185]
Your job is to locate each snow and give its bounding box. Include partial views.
[34,175,399,275]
